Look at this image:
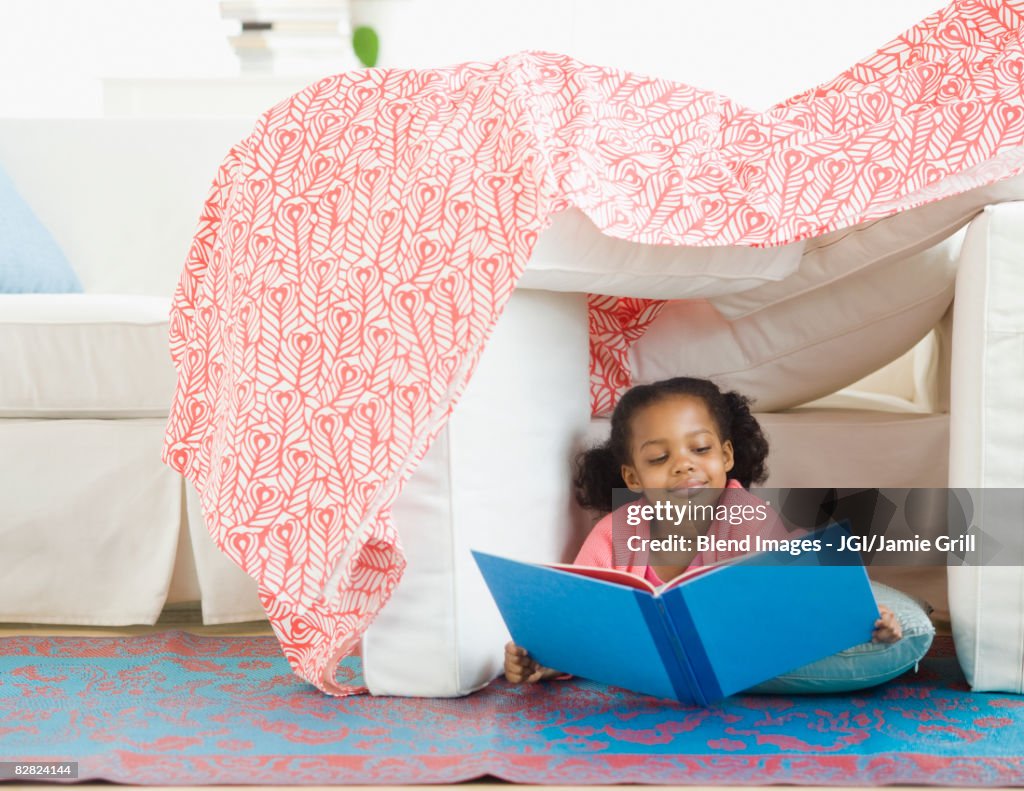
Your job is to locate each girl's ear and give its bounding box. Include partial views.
[722,439,735,473]
[621,464,644,493]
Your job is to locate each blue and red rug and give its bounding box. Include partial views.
[1,633,1022,785]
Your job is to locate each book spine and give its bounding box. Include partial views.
[633,592,701,704]
[662,593,721,705]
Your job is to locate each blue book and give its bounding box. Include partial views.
[473,523,879,705]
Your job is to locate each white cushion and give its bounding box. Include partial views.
[359,289,590,696]
[712,174,1024,319]
[628,232,960,412]
[757,406,950,489]
[947,202,1024,693]
[0,294,175,418]
[522,208,804,299]
[354,289,592,696]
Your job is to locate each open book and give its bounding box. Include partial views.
[473,523,878,704]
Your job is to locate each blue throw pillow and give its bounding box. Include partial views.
[0,165,82,293]
[742,580,935,695]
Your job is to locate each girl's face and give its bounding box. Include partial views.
[621,394,734,502]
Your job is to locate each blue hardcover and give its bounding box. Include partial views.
[473,522,879,705]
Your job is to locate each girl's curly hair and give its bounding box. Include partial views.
[574,377,769,513]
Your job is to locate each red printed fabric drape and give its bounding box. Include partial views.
[164,0,1024,694]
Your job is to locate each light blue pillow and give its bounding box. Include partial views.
[0,165,82,293]
[743,580,935,695]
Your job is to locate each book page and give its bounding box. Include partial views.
[546,563,657,593]
[659,560,730,592]
[547,562,721,595]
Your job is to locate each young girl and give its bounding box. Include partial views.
[505,376,904,685]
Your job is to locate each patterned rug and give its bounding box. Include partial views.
[1,633,1022,785]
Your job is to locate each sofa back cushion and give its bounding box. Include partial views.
[628,231,961,412]
[0,118,254,296]
[0,164,82,293]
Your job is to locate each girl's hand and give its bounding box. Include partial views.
[872,605,903,643]
[504,642,562,683]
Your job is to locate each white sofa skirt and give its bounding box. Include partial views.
[0,418,182,625]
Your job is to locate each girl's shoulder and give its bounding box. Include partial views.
[574,501,643,568]
[579,505,620,546]
[721,478,768,507]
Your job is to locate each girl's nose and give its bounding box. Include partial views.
[672,453,696,473]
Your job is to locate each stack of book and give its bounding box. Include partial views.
[220,0,355,74]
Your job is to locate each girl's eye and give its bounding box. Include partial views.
[694,447,711,454]
[648,455,668,464]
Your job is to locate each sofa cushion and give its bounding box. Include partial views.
[361,289,592,696]
[628,232,959,412]
[0,294,175,417]
[757,407,950,489]
[525,172,1024,303]
[0,118,255,296]
[710,174,1024,319]
[0,166,82,294]
[521,208,805,299]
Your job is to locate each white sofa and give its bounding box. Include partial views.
[1,117,1022,697]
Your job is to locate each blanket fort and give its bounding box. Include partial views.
[164,0,1024,694]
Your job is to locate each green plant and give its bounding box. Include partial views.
[352,25,379,67]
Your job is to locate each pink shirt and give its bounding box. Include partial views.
[575,480,793,582]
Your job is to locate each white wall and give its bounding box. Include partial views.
[0,0,947,117]
[0,0,235,116]
[379,0,947,109]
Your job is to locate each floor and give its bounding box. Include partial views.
[0,566,956,789]
[1,787,1006,791]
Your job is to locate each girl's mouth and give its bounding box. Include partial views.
[669,481,707,494]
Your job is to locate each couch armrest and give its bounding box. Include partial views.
[948,201,1024,694]
[949,203,1024,487]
